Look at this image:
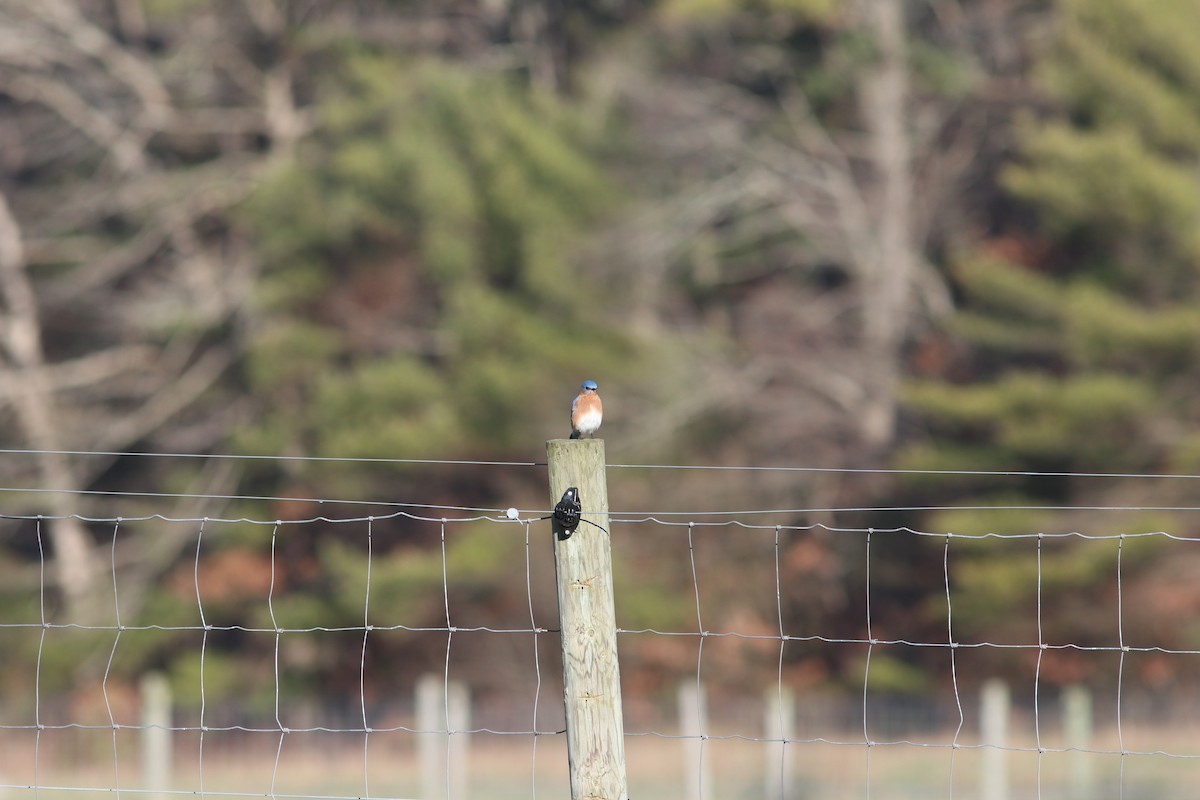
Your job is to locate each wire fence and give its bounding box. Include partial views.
[2,451,1200,798]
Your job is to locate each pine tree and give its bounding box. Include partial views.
[898,0,1200,683]
[241,56,630,489]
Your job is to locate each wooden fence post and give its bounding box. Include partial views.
[547,438,628,800]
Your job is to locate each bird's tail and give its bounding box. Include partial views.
[569,430,580,440]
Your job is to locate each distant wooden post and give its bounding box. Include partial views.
[1063,684,1094,799]
[980,679,1010,800]
[764,685,795,799]
[678,681,712,800]
[417,674,443,799]
[447,681,470,799]
[546,438,628,800]
[416,674,471,799]
[139,671,172,800]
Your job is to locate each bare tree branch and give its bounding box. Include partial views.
[32,0,171,129]
[0,71,145,172]
[97,344,237,453]
[0,187,98,616]
[0,1,322,619]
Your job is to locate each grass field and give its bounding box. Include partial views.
[3,722,1200,800]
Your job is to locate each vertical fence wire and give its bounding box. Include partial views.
[34,517,45,800]
[774,524,787,800]
[687,521,706,799]
[360,516,374,799]
[103,520,124,800]
[863,527,874,800]
[269,521,285,799]
[523,518,542,800]
[193,518,209,798]
[1034,532,1045,800]
[944,533,963,797]
[440,518,453,800]
[1116,533,1127,799]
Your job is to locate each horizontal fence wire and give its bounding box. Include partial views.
[11,446,1200,480]
[1,454,1200,798]
[5,490,1200,516]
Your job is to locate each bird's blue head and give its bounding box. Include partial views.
[581,379,598,392]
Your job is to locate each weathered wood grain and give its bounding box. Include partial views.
[546,438,628,800]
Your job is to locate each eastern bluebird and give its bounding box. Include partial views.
[570,379,603,439]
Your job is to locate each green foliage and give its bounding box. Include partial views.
[262,526,525,634]
[908,39,977,99]
[857,652,932,694]
[1005,125,1200,267]
[255,57,612,301]
[938,257,1200,377]
[926,507,1055,539]
[905,259,1177,471]
[951,257,1061,327]
[1004,0,1200,281]
[1065,285,1200,373]
[1048,0,1200,153]
[192,49,653,715]
[906,372,1153,466]
[613,560,698,631]
[142,0,205,19]
[242,55,633,477]
[661,0,838,23]
[899,0,1200,668]
[943,535,1107,637]
[245,320,341,388]
[270,538,442,629]
[313,360,460,458]
[169,647,273,715]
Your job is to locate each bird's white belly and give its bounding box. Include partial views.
[575,408,602,434]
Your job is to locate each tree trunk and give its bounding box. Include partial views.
[858,0,917,450]
[0,190,99,619]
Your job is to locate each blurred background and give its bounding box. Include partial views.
[3,0,1200,796]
